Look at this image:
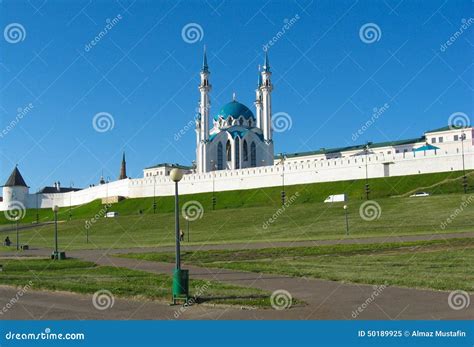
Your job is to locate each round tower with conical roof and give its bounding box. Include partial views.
[2,166,29,208]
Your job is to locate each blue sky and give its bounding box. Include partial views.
[0,0,472,191]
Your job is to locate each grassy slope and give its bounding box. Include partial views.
[1,193,473,250]
[1,170,472,225]
[118,238,474,291]
[0,258,271,307]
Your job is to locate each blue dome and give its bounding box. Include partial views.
[214,101,255,121]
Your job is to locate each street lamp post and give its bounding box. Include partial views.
[35,190,39,224]
[279,153,286,205]
[461,132,467,193]
[170,168,188,304]
[364,144,370,200]
[15,216,20,251]
[343,205,349,236]
[185,215,190,242]
[51,205,64,260]
[153,173,157,213]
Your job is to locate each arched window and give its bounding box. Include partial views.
[217,142,223,170]
[235,137,240,169]
[243,140,248,161]
[251,142,257,167]
[226,140,232,162]
[239,118,244,126]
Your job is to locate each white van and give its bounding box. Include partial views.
[324,194,347,203]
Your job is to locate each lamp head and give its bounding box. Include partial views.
[343,205,348,210]
[52,205,59,212]
[170,168,183,182]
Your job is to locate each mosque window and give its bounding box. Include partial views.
[235,137,240,169]
[251,142,257,167]
[243,140,248,161]
[239,118,244,126]
[226,140,232,162]
[217,142,223,170]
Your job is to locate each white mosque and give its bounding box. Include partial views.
[1,50,473,213]
[195,49,274,173]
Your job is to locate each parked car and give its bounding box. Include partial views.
[410,192,430,197]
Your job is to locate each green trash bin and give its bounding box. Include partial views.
[172,269,189,304]
[51,251,67,260]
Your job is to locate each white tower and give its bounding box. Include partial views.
[2,166,29,209]
[261,52,273,143]
[196,47,212,173]
[255,65,263,130]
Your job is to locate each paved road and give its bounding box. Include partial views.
[1,231,473,320]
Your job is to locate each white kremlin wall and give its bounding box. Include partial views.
[5,145,473,211]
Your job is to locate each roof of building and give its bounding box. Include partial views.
[38,187,82,194]
[3,166,28,187]
[209,126,264,142]
[425,125,471,133]
[144,163,193,170]
[280,137,425,159]
[214,101,255,121]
